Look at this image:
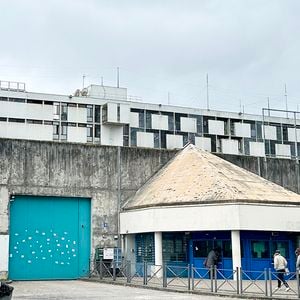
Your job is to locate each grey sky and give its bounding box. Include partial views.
[1,0,300,115]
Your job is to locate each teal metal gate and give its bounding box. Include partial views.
[9,196,91,280]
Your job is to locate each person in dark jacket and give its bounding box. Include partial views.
[205,248,221,279]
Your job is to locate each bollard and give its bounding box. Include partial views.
[126,260,131,283]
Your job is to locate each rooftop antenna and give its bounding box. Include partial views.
[206,73,210,110]
[117,67,120,88]
[267,97,270,116]
[284,83,288,118]
[101,76,104,86]
[82,74,86,89]
[239,98,242,113]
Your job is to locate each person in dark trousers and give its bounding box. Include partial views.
[205,248,220,279]
[273,250,290,292]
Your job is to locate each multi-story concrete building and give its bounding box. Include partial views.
[0,80,299,159]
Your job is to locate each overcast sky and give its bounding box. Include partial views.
[1,0,300,115]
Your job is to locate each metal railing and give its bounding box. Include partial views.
[88,261,300,299]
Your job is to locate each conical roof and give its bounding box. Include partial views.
[123,144,300,210]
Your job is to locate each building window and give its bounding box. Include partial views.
[53,103,60,119]
[95,106,101,123]
[271,241,289,258]
[162,233,187,262]
[87,126,93,142]
[251,241,270,258]
[87,105,93,122]
[193,240,213,258]
[95,125,101,138]
[61,123,67,140]
[61,104,68,121]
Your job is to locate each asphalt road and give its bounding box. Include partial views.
[10,280,235,299]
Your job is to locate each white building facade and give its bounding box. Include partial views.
[0,80,299,158]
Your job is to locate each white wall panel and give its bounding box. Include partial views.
[0,235,9,273]
[137,132,154,148]
[107,103,118,123]
[180,117,197,133]
[166,134,183,149]
[68,106,87,123]
[119,104,130,123]
[0,102,53,120]
[249,142,265,157]
[195,137,211,152]
[234,123,251,138]
[130,112,140,128]
[101,125,123,146]
[275,144,291,158]
[221,139,239,155]
[67,126,87,143]
[208,120,224,135]
[263,125,277,140]
[0,122,52,141]
[151,114,168,130]
[120,204,300,234]
[287,128,300,142]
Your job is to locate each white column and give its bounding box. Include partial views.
[154,232,163,278]
[231,230,241,280]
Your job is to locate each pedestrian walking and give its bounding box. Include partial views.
[273,250,290,292]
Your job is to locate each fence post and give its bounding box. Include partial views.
[296,268,300,299]
[99,259,103,280]
[264,268,268,297]
[113,260,116,281]
[240,267,243,294]
[236,267,239,294]
[187,264,191,291]
[143,261,147,285]
[210,266,214,292]
[268,268,272,297]
[214,266,217,293]
[163,263,167,288]
[191,264,194,290]
[126,260,131,283]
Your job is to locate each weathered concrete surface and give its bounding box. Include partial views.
[0,139,175,251]
[1,138,300,278]
[11,280,233,299]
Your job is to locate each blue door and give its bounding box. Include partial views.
[9,196,91,280]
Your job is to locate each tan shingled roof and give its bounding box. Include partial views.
[123,144,300,210]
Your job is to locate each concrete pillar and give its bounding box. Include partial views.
[231,230,241,281]
[154,232,163,278]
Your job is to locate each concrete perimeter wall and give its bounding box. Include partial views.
[0,138,300,278]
